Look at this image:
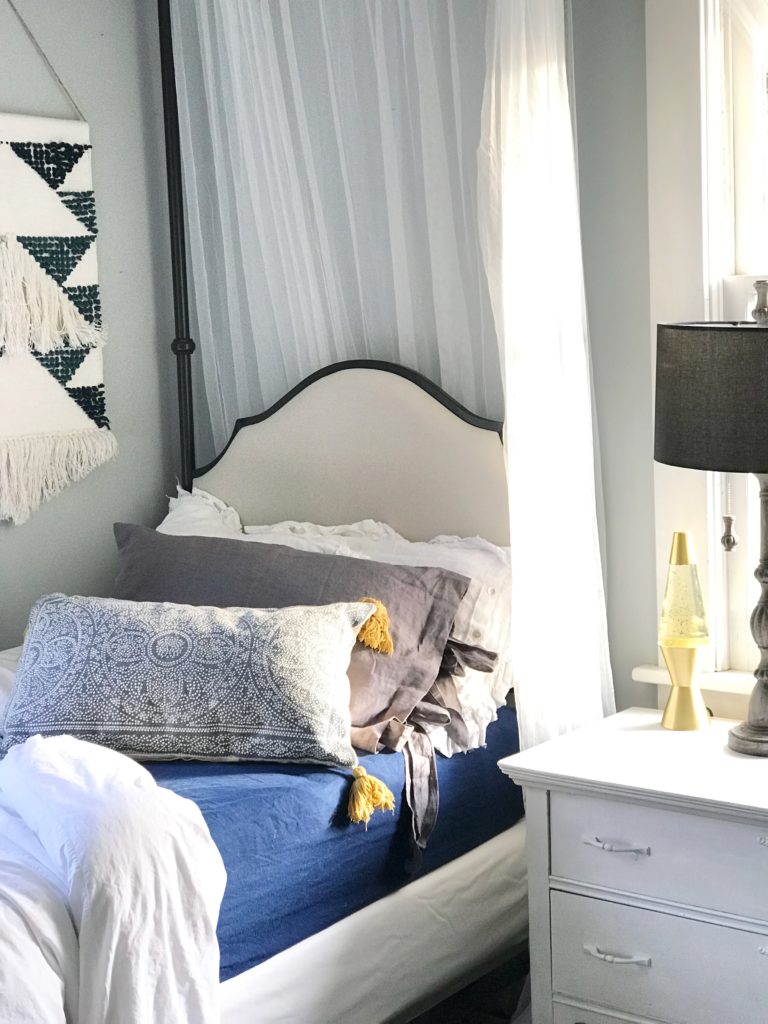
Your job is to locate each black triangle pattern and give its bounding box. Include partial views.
[64,285,101,326]
[17,235,95,287]
[8,142,90,191]
[34,349,89,387]
[59,191,97,234]
[67,384,109,428]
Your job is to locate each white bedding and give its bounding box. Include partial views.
[0,734,226,1024]
[0,733,527,1024]
[0,644,21,725]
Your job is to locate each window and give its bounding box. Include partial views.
[646,0,765,678]
[729,2,768,277]
[715,0,767,670]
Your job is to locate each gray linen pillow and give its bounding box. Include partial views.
[112,524,470,753]
[3,593,373,767]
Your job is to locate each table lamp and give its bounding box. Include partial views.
[654,322,768,754]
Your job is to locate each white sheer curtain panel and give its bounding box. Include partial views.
[478,0,615,747]
[170,0,502,460]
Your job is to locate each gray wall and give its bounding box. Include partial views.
[570,0,658,709]
[0,0,661,713]
[0,0,175,649]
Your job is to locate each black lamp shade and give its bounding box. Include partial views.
[654,323,768,474]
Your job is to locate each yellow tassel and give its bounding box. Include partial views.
[348,765,396,827]
[356,597,394,655]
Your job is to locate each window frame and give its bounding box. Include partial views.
[646,0,765,680]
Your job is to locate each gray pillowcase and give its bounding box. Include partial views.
[112,524,470,753]
[3,593,374,767]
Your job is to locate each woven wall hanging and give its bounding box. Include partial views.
[0,110,116,524]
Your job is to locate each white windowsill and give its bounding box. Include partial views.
[633,664,754,721]
[632,664,755,695]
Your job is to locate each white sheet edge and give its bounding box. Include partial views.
[221,821,528,1024]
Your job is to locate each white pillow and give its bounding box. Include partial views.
[158,489,510,658]
[156,489,513,754]
[158,486,244,538]
[0,646,23,729]
[245,518,397,541]
[242,529,511,665]
[159,487,397,544]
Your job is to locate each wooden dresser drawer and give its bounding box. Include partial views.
[551,890,768,1024]
[550,791,768,920]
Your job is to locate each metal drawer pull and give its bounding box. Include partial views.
[583,836,651,856]
[583,943,652,967]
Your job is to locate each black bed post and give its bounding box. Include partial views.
[158,0,195,491]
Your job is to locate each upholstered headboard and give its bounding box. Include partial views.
[156,13,506,547]
[194,363,509,546]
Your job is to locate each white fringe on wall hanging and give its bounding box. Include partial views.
[0,111,116,524]
[0,235,103,353]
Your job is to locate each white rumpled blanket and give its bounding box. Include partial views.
[0,734,226,1024]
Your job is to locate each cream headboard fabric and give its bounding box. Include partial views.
[196,367,509,545]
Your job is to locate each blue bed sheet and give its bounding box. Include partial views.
[148,706,523,982]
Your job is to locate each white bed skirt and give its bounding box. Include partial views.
[221,820,528,1024]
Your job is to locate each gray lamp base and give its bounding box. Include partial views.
[728,720,768,756]
[727,475,768,757]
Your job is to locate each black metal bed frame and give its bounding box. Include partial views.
[156,0,502,493]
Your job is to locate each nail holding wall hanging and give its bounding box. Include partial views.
[0,2,116,524]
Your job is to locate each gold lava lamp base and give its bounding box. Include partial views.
[660,645,710,731]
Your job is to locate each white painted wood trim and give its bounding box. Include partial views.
[499,772,767,828]
[523,787,554,1024]
[554,998,661,1024]
[498,709,768,821]
[550,878,768,935]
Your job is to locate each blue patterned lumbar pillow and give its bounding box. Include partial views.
[2,594,375,767]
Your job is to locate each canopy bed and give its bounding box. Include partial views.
[0,3,527,1023]
[153,1,527,1019]
[0,355,527,1022]
[144,363,526,1022]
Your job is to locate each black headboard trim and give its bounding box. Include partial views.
[193,359,503,479]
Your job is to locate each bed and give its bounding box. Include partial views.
[155,0,526,1005]
[0,3,526,1019]
[0,362,527,1024]
[165,362,527,1023]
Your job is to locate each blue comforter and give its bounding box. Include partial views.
[149,706,523,982]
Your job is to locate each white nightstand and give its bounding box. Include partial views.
[499,708,768,1024]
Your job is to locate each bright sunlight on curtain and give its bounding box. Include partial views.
[478,0,615,747]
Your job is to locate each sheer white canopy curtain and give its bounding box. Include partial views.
[171,0,614,746]
[170,0,501,458]
[479,0,615,745]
